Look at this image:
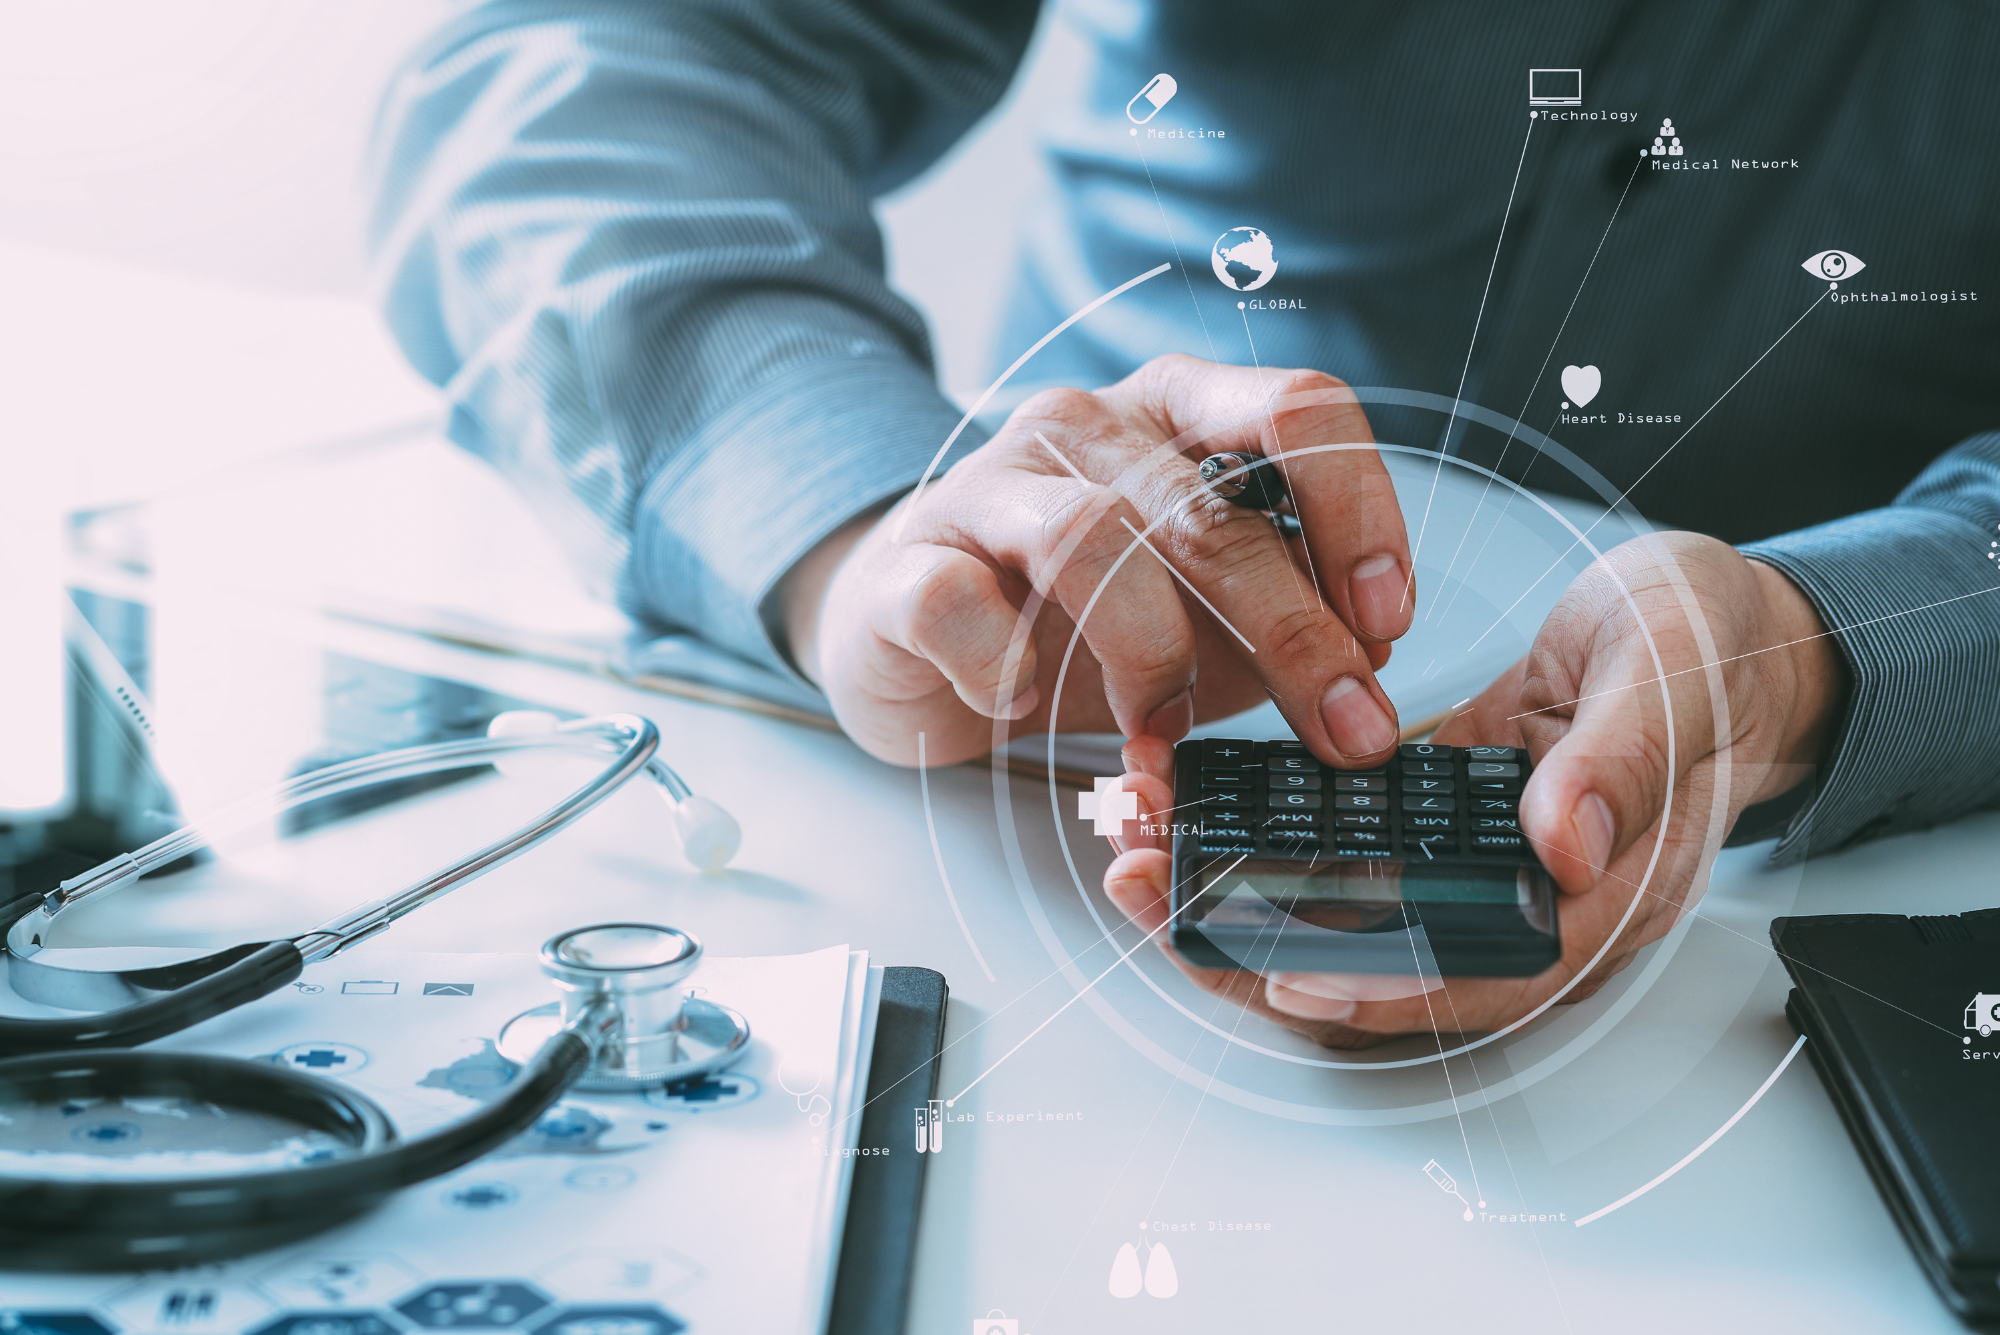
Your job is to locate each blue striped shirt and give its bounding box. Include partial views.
[368,0,2000,862]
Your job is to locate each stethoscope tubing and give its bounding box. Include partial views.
[0,1030,591,1271]
[1,714,675,1050]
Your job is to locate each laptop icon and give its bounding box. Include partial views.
[1529,69,1582,106]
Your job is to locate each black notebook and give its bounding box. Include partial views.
[827,966,948,1335]
[1772,911,2000,1325]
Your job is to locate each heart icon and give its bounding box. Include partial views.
[1561,365,1601,408]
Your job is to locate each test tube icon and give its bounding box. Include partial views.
[1125,73,1178,124]
[916,1099,944,1153]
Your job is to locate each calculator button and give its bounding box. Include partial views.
[1466,762,1521,779]
[1201,739,1256,764]
[1267,810,1321,828]
[1474,816,1522,832]
[1334,794,1390,812]
[1401,777,1455,795]
[1333,844,1395,859]
[1269,792,1323,810]
[1468,777,1522,794]
[1200,835,1255,853]
[1336,830,1390,848]
[1471,797,1518,814]
[1331,775,1386,793]
[1203,790,1253,807]
[1266,756,1318,773]
[1336,813,1387,829]
[1403,760,1453,778]
[1409,830,1458,853]
[1200,771,1254,789]
[1468,746,1521,761]
[1268,833,1322,853]
[1269,772,1323,790]
[1398,743,1455,760]
[1268,739,1310,754]
[1204,809,1252,828]
[1403,795,1454,813]
[1403,813,1455,830]
[1472,833,1527,853]
[1332,764,1389,776]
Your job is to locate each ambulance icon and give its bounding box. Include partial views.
[1965,994,2000,1039]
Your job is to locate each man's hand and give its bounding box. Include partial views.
[1103,531,1848,1047]
[781,355,1416,766]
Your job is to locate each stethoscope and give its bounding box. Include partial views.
[0,712,753,1270]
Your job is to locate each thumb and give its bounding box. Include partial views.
[1519,653,1709,897]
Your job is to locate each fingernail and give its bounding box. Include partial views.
[1145,688,1194,740]
[1350,554,1409,639]
[1266,976,1357,1021]
[1572,792,1615,873]
[1002,683,1041,720]
[1269,971,1353,999]
[1322,676,1395,759]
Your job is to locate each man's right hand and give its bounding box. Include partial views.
[780,354,1416,766]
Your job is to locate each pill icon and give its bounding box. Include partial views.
[1125,73,1178,124]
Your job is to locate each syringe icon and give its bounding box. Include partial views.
[1422,1159,1476,1221]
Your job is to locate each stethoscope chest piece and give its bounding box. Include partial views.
[497,923,751,1092]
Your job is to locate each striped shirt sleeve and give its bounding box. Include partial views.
[1739,430,2000,863]
[366,0,1037,675]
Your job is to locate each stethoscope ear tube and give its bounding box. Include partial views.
[0,941,304,1058]
[0,1029,592,1271]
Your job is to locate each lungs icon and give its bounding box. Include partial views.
[1108,1242,1143,1297]
[1144,1242,1179,1297]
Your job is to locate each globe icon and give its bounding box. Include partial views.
[1211,227,1277,291]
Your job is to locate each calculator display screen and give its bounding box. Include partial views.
[1186,857,1548,937]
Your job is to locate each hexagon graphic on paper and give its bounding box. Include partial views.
[1211,228,1278,291]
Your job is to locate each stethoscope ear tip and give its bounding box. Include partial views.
[674,795,741,871]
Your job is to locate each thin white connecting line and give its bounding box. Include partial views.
[1506,579,2000,720]
[1133,138,1223,362]
[1466,288,1832,654]
[1404,912,1486,1210]
[822,841,1249,1137]
[944,853,1248,1106]
[1117,517,1260,653]
[1406,114,1538,602]
[1430,153,1645,628]
[915,733,995,982]
[895,262,1172,539]
[1238,303,1328,615]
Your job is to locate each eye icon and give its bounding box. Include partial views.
[1802,249,1865,281]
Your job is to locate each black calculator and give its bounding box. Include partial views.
[1167,739,1561,977]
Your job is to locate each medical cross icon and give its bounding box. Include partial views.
[1078,777,1140,836]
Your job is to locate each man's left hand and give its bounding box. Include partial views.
[1103,531,1849,1047]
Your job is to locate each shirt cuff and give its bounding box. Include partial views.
[1740,506,2000,863]
[624,355,987,682]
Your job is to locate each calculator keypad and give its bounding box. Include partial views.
[1177,739,1532,863]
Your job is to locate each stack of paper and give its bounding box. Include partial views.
[0,944,879,1335]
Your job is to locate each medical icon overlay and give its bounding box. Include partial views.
[1108,1240,1178,1297]
[1423,1159,1479,1221]
[1126,73,1178,124]
[1211,228,1278,292]
[1527,68,1581,106]
[1560,364,1602,408]
[915,1099,945,1153]
[1802,249,1866,282]
[1078,777,1139,836]
[1966,993,2000,1041]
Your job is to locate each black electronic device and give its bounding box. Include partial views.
[1773,911,2000,1327]
[1167,739,1560,977]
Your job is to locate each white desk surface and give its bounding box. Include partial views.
[18,248,1977,1332]
[48,586,1990,1335]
